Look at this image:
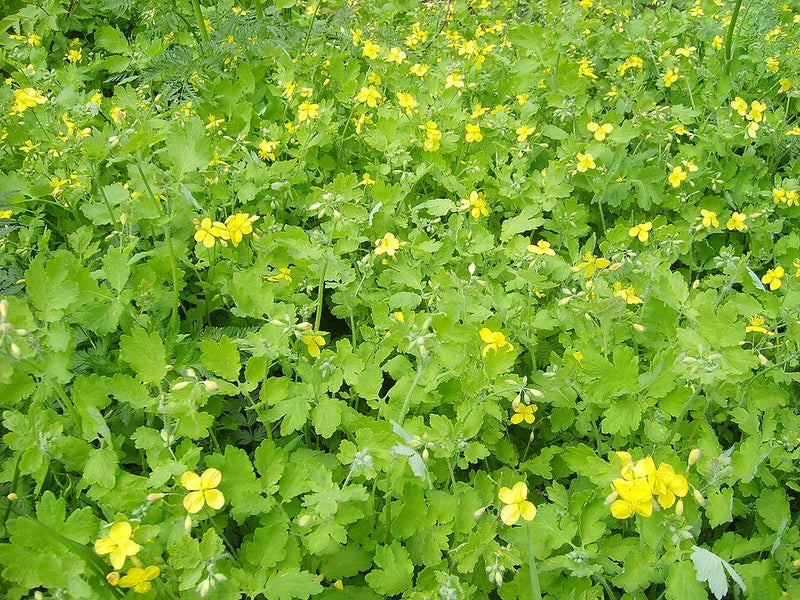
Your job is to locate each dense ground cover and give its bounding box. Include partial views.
[1,0,800,598]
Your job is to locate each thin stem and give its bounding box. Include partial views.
[1,452,21,527]
[723,0,744,76]
[398,363,424,423]
[313,219,338,332]
[526,521,543,600]
[191,0,210,44]
[253,0,263,18]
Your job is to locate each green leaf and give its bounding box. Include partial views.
[690,546,746,600]
[311,396,342,438]
[120,327,167,383]
[365,542,414,595]
[83,447,117,488]
[25,253,80,321]
[264,568,323,600]
[665,561,707,600]
[201,335,241,381]
[95,26,129,53]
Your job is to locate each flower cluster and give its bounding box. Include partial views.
[94,521,161,593]
[193,213,259,248]
[606,452,692,519]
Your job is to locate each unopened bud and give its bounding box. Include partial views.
[529,388,544,398]
[584,312,592,321]
[7,492,18,501]
[298,515,312,527]
[9,342,21,358]
[632,323,645,332]
[408,437,422,449]
[119,213,127,226]
[297,321,312,330]
[107,571,121,586]
[468,263,476,276]
[493,571,503,586]
[421,448,429,462]
[165,364,174,371]
[146,493,165,502]
[609,262,622,271]
[693,488,705,506]
[184,515,192,532]
[759,354,768,366]
[198,578,212,597]
[558,296,572,306]
[202,380,219,391]
[15,329,27,335]
[171,381,191,391]
[186,367,197,378]
[692,279,700,289]
[308,202,322,211]
[793,559,800,569]
[675,498,684,517]
[688,448,701,466]
[604,490,619,505]
[0,299,8,318]
[474,506,486,518]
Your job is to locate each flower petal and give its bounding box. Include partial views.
[200,468,222,490]
[109,549,127,570]
[610,500,633,519]
[511,481,528,503]
[117,538,141,557]
[498,486,515,505]
[500,503,520,526]
[519,501,537,521]
[204,489,225,510]
[183,490,206,514]
[181,471,202,491]
[94,538,115,555]
[108,521,132,543]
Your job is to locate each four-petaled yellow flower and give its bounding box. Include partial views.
[748,100,766,123]
[118,566,161,594]
[445,71,465,88]
[745,315,771,335]
[610,478,654,519]
[587,122,614,141]
[385,47,407,64]
[460,191,489,219]
[297,101,320,123]
[576,152,596,172]
[12,88,47,114]
[613,282,644,305]
[356,86,382,107]
[266,267,292,282]
[628,222,652,242]
[194,218,229,248]
[362,40,380,60]
[668,166,687,187]
[498,481,537,525]
[181,468,225,514]
[225,213,259,247]
[302,332,326,357]
[479,327,513,357]
[527,239,556,256]
[761,266,784,291]
[374,232,402,256]
[465,123,483,142]
[726,212,747,231]
[94,522,141,570]
[511,402,537,425]
[650,462,689,509]
[700,209,719,228]
[572,252,610,277]
[258,140,279,161]
[420,121,442,152]
[516,125,536,142]
[730,96,748,116]
[663,68,679,87]
[395,92,418,114]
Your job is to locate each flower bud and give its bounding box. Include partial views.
[493,571,503,586]
[7,492,18,501]
[171,381,191,391]
[474,506,486,518]
[165,364,174,371]
[297,321,312,330]
[15,329,27,335]
[298,515,312,527]
[758,353,768,366]
[198,578,212,597]
[333,580,344,590]
[529,388,544,398]
[308,202,322,211]
[675,499,684,517]
[9,342,21,358]
[468,263,476,276]
[421,448,429,462]
[604,490,619,505]
[688,448,701,466]
[609,262,622,271]
[146,493,165,502]
[0,299,8,318]
[793,559,800,569]
[693,488,705,506]
[119,213,127,226]
[202,380,219,391]
[106,571,121,586]
[184,515,193,532]
[632,323,645,332]
[186,367,197,378]
[408,437,422,449]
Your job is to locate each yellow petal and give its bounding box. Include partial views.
[479,328,494,343]
[510,413,523,424]
[500,503,520,526]
[108,521,132,543]
[519,501,537,521]
[183,490,206,514]
[142,565,161,580]
[204,489,225,510]
[498,486,515,504]
[134,582,152,593]
[181,471,202,491]
[94,538,115,555]
[511,481,528,502]
[117,538,141,557]
[670,474,689,497]
[109,549,128,570]
[610,500,633,519]
[658,490,676,509]
[200,468,222,490]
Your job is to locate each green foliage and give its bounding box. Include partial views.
[1,0,800,598]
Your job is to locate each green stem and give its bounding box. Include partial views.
[253,0,263,18]
[723,0,744,76]
[398,363,424,423]
[526,521,543,600]
[313,219,338,332]
[191,0,210,44]
[1,452,21,527]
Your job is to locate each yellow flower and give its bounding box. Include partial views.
[374,232,401,256]
[395,92,418,114]
[94,522,141,570]
[748,100,767,123]
[576,152,596,172]
[573,350,584,362]
[460,191,489,219]
[356,86,382,107]
[393,311,405,322]
[297,101,320,123]
[224,213,259,246]
[118,566,161,594]
[628,222,652,242]
[67,48,82,62]
[510,403,537,425]
[465,123,483,142]
[765,57,780,73]
[0,210,11,219]
[110,106,126,124]
[779,78,792,93]
[712,35,724,50]
[266,267,292,282]
[12,88,47,114]
[281,81,296,100]
[257,140,279,161]
[479,327,513,357]
[613,282,644,305]
[730,96,748,116]
[663,68,679,87]
[359,173,375,186]
[762,266,784,291]
[194,217,229,248]
[577,57,598,79]
[527,240,555,256]
[421,121,442,152]
[587,122,614,141]
[572,252,610,277]
[668,166,687,187]
[700,209,719,228]
[675,45,696,58]
[302,332,326,357]
[515,125,535,142]
[787,190,800,207]
[726,212,747,231]
[649,463,689,509]
[50,177,70,197]
[19,140,39,153]
[610,478,654,519]
[445,71,465,89]
[745,121,759,139]
[409,63,429,77]
[497,481,536,525]
[745,315,771,335]
[181,468,225,513]
[385,46,407,64]
[794,259,800,278]
[362,40,380,60]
